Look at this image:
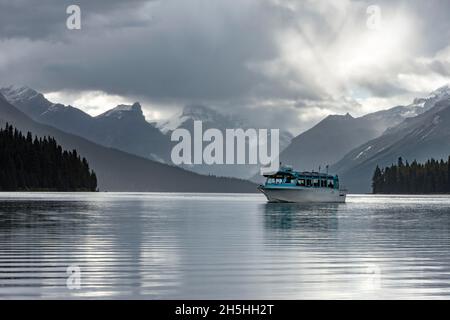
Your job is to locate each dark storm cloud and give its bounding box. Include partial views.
[0,0,150,40]
[0,0,449,130]
[0,0,287,102]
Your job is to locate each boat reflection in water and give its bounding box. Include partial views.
[262,202,340,231]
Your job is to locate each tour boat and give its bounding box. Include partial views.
[258,165,347,203]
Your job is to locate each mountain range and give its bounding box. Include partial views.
[332,85,450,192]
[0,86,172,163]
[0,86,292,179]
[279,101,426,174]
[0,91,257,193]
[2,84,450,194]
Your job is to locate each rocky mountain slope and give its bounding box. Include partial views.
[0,92,257,193]
[332,85,450,193]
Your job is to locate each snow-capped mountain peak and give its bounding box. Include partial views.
[0,85,42,103]
[417,84,450,111]
[182,104,221,121]
[428,84,450,97]
[0,85,54,118]
[97,102,145,120]
[158,104,249,134]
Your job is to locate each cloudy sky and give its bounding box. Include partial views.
[0,0,449,134]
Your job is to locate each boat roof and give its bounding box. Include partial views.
[263,166,337,179]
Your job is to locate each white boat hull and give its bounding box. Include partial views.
[258,186,346,203]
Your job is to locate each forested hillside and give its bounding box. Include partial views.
[0,124,97,191]
[372,157,450,194]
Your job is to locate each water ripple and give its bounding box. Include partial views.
[1,193,450,299]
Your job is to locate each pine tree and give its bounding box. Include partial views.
[372,165,383,193]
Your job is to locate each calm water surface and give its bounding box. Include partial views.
[1,192,450,299]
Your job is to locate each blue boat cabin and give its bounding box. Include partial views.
[264,167,340,190]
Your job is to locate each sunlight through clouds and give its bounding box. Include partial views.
[0,0,449,132]
[45,90,133,116]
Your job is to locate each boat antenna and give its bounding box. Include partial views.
[319,165,321,173]
[326,165,329,174]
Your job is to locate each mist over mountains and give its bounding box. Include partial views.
[159,104,293,179]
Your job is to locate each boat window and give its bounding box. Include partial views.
[306,179,312,187]
[285,177,292,184]
[321,180,327,187]
[297,179,306,187]
[328,180,334,188]
[276,178,283,184]
[267,178,274,184]
[313,179,319,187]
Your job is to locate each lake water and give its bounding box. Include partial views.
[1,192,450,299]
